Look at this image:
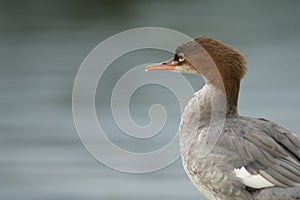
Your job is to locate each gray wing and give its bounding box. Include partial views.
[218,117,300,187]
[249,117,300,159]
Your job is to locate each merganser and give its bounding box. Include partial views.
[146,37,300,200]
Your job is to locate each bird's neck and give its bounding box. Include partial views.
[223,78,240,116]
[196,83,239,117]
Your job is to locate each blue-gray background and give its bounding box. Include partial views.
[1,0,300,200]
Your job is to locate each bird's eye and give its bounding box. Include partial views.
[178,53,185,62]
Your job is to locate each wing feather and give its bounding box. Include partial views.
[217,117,300,188]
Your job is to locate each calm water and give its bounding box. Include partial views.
[1,1,300,200]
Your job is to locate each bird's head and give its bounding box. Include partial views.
[146,37,248,114]
[146,37,247,84]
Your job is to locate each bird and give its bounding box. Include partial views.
[146,37,300,200]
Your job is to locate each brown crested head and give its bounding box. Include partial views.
[146,37,248,115]
[146,37,247,81]
[174,37,247,81]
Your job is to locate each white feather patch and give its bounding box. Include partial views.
[234,167,275,189]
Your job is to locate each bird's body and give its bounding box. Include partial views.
[146,37,300,200]
[179,84,300,200]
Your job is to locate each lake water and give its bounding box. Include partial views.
[1,0,300,200]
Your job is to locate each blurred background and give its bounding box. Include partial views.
[1,0,300,199]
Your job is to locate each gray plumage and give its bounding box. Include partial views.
[253,186,300,200]
[179,85,300,200]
